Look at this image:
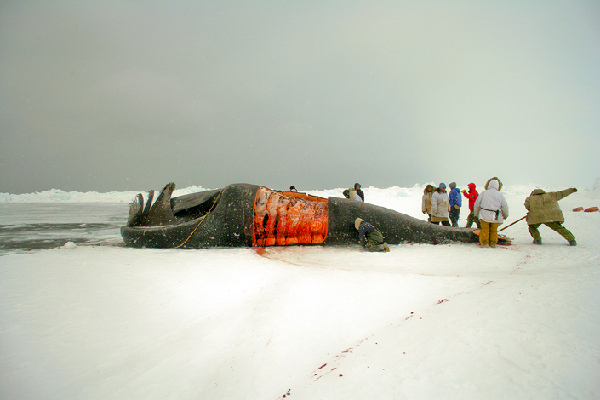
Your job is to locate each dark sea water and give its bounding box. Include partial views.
[0,203,129,253]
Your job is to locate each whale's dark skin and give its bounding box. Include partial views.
[121,183,480,249]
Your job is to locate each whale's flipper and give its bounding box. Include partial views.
[143,190,155,214]
[127,183,177,227]
[141,182,177,226]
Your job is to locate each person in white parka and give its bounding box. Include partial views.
[473,177,509,248]
[430,183,451,226]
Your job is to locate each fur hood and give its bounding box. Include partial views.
[484,177,503,191]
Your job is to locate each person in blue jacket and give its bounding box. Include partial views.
[448,182,462,227]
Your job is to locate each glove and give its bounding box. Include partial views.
[461,190,466,194]
[572,187,578,192]
[454,204,460,209]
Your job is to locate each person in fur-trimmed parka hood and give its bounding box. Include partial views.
[524,187,578,246]
[421,184,435,222]
[431,183,450,226]
[473,177,509,248]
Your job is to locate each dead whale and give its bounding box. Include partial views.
[121,183,488,249]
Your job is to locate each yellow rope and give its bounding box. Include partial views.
[173,190,223,249]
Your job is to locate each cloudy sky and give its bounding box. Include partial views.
[1,1,599,194]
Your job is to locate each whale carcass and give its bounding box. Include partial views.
[120,183,489,249]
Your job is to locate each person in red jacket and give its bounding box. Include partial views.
[462,183,481,228]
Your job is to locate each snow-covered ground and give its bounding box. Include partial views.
[1,183,599,400]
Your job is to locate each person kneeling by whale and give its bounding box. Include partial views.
[355,218,390,252]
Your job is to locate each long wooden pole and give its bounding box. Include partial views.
[499,215,527,231]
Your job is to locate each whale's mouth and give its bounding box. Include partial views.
[170,190,221,223]
[127,183,221,227]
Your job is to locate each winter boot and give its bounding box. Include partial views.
[533,239,542,245]
[569,239,577,246]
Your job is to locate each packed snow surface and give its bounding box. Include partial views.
[1,183,599,400]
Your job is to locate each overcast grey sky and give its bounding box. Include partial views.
[1,1,599,194]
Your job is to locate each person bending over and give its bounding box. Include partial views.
[355,218,389,252]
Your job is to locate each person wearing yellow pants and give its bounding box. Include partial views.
[479,220,500,247]
[473,177,509,248]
